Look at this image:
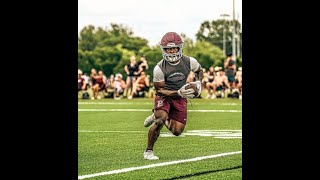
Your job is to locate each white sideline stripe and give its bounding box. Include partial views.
[78,109,241,112]
[189,110,241,112]
[78,151,242,179]
[78,102,241,106]
[78,130,242,133]
[188,130,242,132]
[79,109,149,112]
[216,137,242,139]
[78,102,153,105]
[78,130,145,133]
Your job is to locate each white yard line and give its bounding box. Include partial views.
[78,102,241,106]
[78,109,241,112]
[78,109,150,112]
[78,130,145,133]
[78,151,242,179]
[78,130,242,133]
[78,102,153,105]
[78,130,242,138]
[188,130,242,132]
[189,110,241,112]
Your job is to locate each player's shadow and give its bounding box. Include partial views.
[161,165,242,180]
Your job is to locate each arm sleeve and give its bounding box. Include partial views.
[153,65,165,82]
[190,57,201,72]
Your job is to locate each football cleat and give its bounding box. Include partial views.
[144,150,159,160]
[144,113,156,127]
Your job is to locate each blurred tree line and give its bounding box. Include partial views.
[196,19,242,59]
[78,20,242,79]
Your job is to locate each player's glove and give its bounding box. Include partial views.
[177,83,195,98]
[188,81,202,97]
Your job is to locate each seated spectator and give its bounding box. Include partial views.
[205,66,216,99]
[101,72,108,93]
[104,74,115,98]
[78,69,86,91]
[90,68,97,87]
[82,72,90,89]
[214,66,220,76]
[113,73,126,100]
[211,68,230,99]
[201,68,208,90]
[106,74,114,90]
[128,71,150,99]
[91,70,106,99]
[234,67,242,99]
[235,67,242,85]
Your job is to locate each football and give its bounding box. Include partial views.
[184,83,199,97]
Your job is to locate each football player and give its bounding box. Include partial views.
[143,32,203,160]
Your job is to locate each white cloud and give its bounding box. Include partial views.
[78,0,242,46]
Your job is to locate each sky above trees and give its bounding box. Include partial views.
[78,0,242,46]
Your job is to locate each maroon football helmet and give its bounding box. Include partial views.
[160,32,184,62]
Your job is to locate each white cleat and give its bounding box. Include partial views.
[144,150,159,160]
[144,113,156,127]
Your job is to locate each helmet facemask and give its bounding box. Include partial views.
[160,43,184,62]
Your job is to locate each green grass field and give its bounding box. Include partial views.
[78,97,242,179]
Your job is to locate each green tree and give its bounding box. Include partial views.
[78,24,236,78]
[95,23,149,55]
[78,25,98,51]
[112,44,136,78]
[180,33,225,69]
[78,23,149,76]
[184,40,225,69]
[196,19,241,57]
[138,45,163,80]
[78,49,98,73]
[93,46,123,76]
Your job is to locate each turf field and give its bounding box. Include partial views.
[78,97,242,179]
